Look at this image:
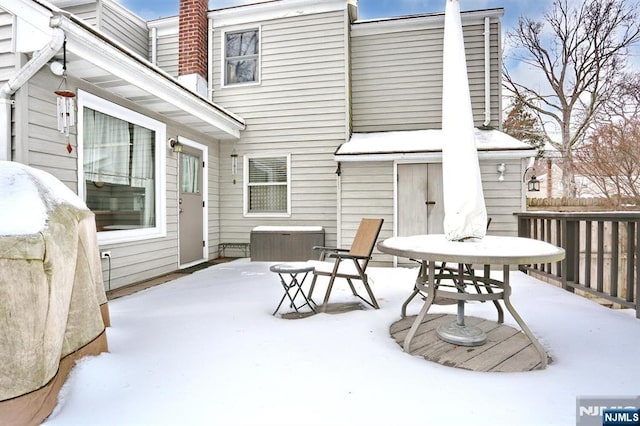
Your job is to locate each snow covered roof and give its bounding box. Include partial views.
[335,129,537,161]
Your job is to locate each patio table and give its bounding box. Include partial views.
[377,234,565,368]
[270,262,316,316]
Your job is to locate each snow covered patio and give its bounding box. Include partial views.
[44,259,640,426]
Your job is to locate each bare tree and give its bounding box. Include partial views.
[503,0,640,197]
[574,118,640,206]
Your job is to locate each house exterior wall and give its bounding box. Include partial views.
[11,67,221,289]
[0,11,16,81]
[152,19,179,77]
[59,0,149,58]
[99,1,148,57]
[338,161,394,264]
[350,12,502,132]
[480,158,524,236]
[338,157,523,265]
[57,2,99,27]
[211,9,351,249]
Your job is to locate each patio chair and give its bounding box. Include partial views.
[308,218,384,310]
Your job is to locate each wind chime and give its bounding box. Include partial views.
[54,40,76,154]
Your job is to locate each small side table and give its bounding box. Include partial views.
[270,262,316,316]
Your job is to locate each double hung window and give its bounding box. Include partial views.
[224,28,259,85]
[245,155,290,216]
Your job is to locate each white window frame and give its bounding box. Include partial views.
[77,90,167,245]
[221,26,261,88]
[243,153,291,217]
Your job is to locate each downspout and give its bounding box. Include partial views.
[150,26,158,66]
[482,16,491,127]
[0,22,65,161]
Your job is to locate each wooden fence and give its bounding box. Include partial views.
[515,212,640,319]
[527,197,639,211]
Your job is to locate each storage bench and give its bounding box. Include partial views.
[250,226,324,262]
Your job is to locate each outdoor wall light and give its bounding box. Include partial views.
[497,163,506,181]
[527,175,541,192]
[169,138,182,153]
[523,167,541,192]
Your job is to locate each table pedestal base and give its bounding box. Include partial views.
[436,322,486,346]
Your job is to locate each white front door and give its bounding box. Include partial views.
[179,145,205,266]
[397,163,444,237]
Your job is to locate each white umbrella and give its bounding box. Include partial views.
[441,0,487,241]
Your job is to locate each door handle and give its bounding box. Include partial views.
[425,201,436,205]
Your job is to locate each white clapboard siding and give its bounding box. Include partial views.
[351,19,501,132]
[60,2,99,27]
[155,32,178,77]
[338,161,395,266]
[100,2,149,57]
[61,1,148,58]
[213,10,349,249]
[207,143,221,258]
[19,73,79,189]
[480,159,524,236]
[17,70,223,289]
[337,158,523,266]
[0,10,16,81]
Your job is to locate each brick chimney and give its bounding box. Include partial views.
[178,0,208,98]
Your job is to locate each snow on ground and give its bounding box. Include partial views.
[44,259,640,426]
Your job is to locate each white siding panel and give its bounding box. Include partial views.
[0,10,15,80]
[101,3,149,58]
[351,20,501,132]
[58,2,148,59]
[213,10,349,249]
[339,162,394,266]
[19,71,225,290]
[207,140,221,259]
[25,74,79,190]
[480,159,523,236]
[61,3,99,27]
[156,33,178,76]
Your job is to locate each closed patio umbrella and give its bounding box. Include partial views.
[441,0,487,241]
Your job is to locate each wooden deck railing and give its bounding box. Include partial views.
[515,212,640,319]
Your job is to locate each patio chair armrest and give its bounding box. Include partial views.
[313,246,348,252]
[313,246,349,260]
[328,253,371,261]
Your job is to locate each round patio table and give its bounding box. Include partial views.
[377,234,565,368]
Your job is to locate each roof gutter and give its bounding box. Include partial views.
[0,21,64,161]
[53,12,245,138]
[334,149,538,163]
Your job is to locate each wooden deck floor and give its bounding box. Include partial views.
[390,314,551,372]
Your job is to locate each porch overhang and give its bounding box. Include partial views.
[334,129,537,162]
[6,0,246,140]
